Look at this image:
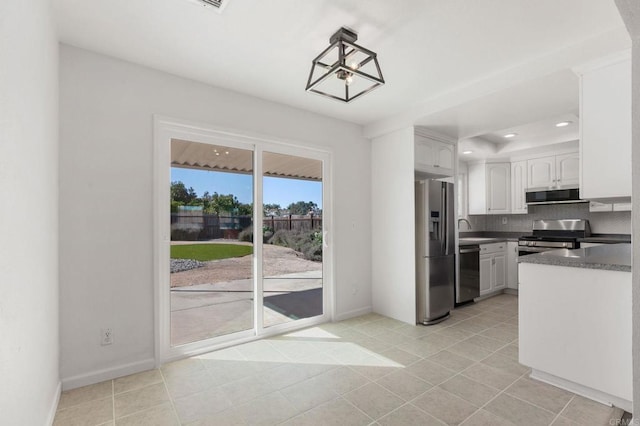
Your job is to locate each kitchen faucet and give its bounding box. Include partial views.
[458,218,472,230]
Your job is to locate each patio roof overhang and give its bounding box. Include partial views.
[171,139,322,181]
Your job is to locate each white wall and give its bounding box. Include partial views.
[59,45,372,387]
[0,0,60,424]
[371,127,416,324]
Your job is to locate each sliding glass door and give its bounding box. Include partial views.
[169,140,255,346]
[158,129,330,356]
[262,152,324,328]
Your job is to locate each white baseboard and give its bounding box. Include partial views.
[530,369,632,412]
[61,358,156,391]
[46,381,61,425]
[334,306,372,322]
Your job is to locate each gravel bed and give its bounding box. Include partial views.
[170,258,205,273]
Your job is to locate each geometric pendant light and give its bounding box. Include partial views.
[305,27,385,103]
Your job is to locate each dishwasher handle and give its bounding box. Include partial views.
[459,247,481,254]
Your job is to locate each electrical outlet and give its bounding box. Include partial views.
[501,217,508,225]
[101,328,113,346]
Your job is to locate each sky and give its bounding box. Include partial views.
[171,167,322,207]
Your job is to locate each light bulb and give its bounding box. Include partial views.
[349,61,359,70]
[336,70,354,86]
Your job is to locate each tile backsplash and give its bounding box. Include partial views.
[468,203,631,234]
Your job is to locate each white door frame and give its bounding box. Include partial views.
[153,115,334,365]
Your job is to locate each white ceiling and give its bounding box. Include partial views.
[54,0,630,145]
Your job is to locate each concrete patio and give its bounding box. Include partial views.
[171,270,323,345]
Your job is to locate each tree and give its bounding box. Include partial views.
[263,203,282,216]
[171,181,198,204]
[237,203,253,216]
[206,192,240,215]
[287,201,318,215]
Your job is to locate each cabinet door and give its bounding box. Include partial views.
[415,136,435,169]
[511,161,528,214]
[415,136,454,176]
[486,163,510,214]
[493,253,507,291]
[479,255,492,295]
[457,171,468,219]
[467,163,486,215]
[528,156,556,188]
[435,142,454,170]
[506,242,519,289]
[580,57,631,199]
[555,153,579,187]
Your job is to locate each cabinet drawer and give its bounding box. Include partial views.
[480,242,506,254]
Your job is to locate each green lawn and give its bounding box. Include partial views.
[170,243,253,261]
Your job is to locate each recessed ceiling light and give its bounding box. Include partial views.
[462,150,473,155]
[555,121,572,127]
[503,133,517,139]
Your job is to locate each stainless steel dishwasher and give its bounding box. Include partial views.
[457,245,480,304]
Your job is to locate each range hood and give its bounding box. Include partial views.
[525,187,588,205]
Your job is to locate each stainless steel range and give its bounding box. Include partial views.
[518,219,591,256]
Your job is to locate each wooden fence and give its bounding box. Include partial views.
[171,214,321,240]
[264,214,322,232]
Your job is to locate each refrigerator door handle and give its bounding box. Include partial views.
[440,185,447,254]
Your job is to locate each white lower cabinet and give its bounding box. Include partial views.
[519,262,632,408]
[479,256,492,294]
[479,242,507,296]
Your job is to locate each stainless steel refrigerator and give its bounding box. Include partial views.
[415,180,455,325]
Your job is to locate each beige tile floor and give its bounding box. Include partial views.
[54,294,625,425]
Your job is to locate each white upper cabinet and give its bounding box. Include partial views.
[511,161,527,214]
[436,143,454,170]
[414,133,454,176]
[576,52,631,201]
[527,156,555,189]
[487,163,510,214]
[468,162,510,215]
[555,153,580,187]
[527,152,578,190]
[457,162,468,219]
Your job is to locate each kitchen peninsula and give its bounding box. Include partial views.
[518,243,632,411]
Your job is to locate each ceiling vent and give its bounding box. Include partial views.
[189,0,230,13]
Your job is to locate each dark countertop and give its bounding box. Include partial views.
[458,232,521,246]
[459,237,513,246]
[458,231,631,246]
[518,243,631,272]
[579,234,631,244]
